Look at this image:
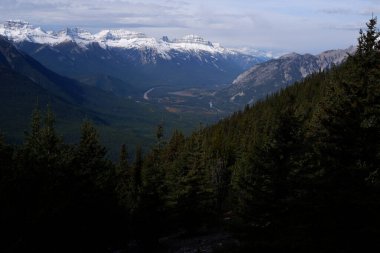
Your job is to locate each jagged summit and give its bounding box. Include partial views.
[0,20,266,88]
[95,29,148,41]
[172,34,213,46]
[57,28,94,44]
[279,52,302,59]
[3,20,32,29]
[231,46,355,89]
[59,27,91,37]
[0,20,240,55]
[0,20,54,44]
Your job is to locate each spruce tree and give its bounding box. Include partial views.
[301,17,380,251]
[234,106,305,226]
[309,17,380,189]
[175,130,213,231]
[115,144,130,207]
[75,120,110,186]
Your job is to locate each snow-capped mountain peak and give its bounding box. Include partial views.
[0,20,268,91]
[0,20,91,45]
[57,28,94,44]
[172,34,213,46]
[166,34,233,54]
[3,20,32,29]
[93,29,168,53]
[0,20,55,44]
[234,47,288,59]
[95,29,148,41]
[0,20,243,55]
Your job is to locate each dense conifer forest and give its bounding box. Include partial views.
[1,18,380,252]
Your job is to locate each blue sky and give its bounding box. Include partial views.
[1,0,379,53]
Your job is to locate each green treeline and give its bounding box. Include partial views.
[1,18,380,252]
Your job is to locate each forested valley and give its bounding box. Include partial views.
[1,18,380,252]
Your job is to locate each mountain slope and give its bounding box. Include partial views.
[214,46,355,109]
[0,38,87,143]
[0,35,85,103]
[1,21,266,91]
[0,36,208,155]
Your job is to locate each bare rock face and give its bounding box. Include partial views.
[216,46,356,107]
[233,46,355,88]
[232,53,319,88]
[317,46,356,69]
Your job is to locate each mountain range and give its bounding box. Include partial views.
[0,20,267,93]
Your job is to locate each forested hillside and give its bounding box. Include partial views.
[1,18,379,252]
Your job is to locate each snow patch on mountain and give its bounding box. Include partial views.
[0,20,64,44]
[57,28,94,45]
[0,20,242,57]
[234,46,288,59]
[230,91,245,102]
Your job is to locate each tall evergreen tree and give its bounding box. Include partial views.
[308,17,380,189]
[300,17,380,251]
[74,120,111,186]
[234,105,305,226]
[115,144,130,207]
[175,130,213,231]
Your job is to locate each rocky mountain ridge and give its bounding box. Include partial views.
[0,20,249,59]
[208,46,356,109]
[0,20,267,89]
[233,46,355,87]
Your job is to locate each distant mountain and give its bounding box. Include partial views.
[233,46,288,59]
[0,20,267,91]
[214,46,356,108]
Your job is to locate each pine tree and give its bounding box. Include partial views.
[26,107,42,148]
[0,133,13,171]
[39,106,65,169]
[234,106,305,226]
[298,17,380,251]
[115,144,130,206]
[161,130,186,218]
[133,145,143,192]
[308,17,380,189]
[156,123,164,148]
[357,17,380,64]
[175,130,213,231]
[75,120,110,186]
[0,133,15,251]
[209,149,232,215]
[355,17,380,183]
[115,144,143,216]
[18,105,68,174]
[138,130,167,246]
[0,133,14,205]
[119,144,129,170]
